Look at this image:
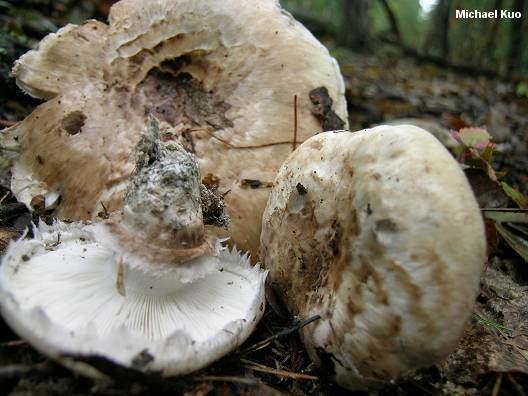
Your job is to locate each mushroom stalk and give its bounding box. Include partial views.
[99,119,215,273]
[0,121,267,378]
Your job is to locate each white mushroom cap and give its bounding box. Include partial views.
[260,125,486,390]
[5,0,347,258]
[0,220,267,378]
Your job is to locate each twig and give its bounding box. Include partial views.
[237,315,321,356]
[492,373,503,396]
[239,358,268,369]
[0,340,27,347]
[0,191,10,205]
[100,201,109,219]
[207,130,304,150]
[186,127,306,150]
[0,119,16,127]
[243,363,318,381]
[0,362,52,378]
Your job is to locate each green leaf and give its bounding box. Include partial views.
[483,209,528,224]
[472,312,513,334]
[495,223,528,262]
[501,182,528,208]
[480,144,495,163]
[457,127,493,149]
[517,81,528,97]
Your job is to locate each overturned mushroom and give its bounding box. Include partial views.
[1,0,347,258]
[260,125,486,390]
[0,122,267,378]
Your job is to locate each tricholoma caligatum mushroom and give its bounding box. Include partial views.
[260,125,486,390]
[0,121,267,378]
[1,0,347,258]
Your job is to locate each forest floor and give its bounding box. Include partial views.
[1,3,528,395]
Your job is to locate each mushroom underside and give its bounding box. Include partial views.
[0,222,267,377]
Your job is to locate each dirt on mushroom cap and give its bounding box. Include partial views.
[260,125,486,390]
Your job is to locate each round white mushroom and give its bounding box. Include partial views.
[2,0,347,258]
[0,123,267,378]
[260,125,486,390]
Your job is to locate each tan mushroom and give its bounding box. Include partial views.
[260,125,486,390]
[0,122,267,378]
[1,0,347,257]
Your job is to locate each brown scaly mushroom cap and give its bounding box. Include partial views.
[1,0,347,257]
[260,125,486,390]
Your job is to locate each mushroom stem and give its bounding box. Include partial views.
[107,119,216,264]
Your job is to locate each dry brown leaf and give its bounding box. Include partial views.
[437,264,528,384]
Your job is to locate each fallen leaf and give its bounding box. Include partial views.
[437,264,528,383]
[501,182,528,209]
[494,223,528,262]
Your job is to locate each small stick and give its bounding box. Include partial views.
[187,127,306,150]
[100,201,109,219]
[0,362,52,378]
[237,315,320,356]
[0,119,16,127]
[0,191,10,205]
[0,340,27,347]
[243,364,318,381]
[240,358,268,369]
[492,373,503,396]
[207,130,304,150]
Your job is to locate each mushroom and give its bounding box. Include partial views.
[0,121,267,378]
[1,0,347,258]
[260,125,486,390]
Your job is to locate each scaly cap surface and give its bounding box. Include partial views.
[5,0,347,257]
[260,125,486,389]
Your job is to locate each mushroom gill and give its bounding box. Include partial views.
[0,120,268,378]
